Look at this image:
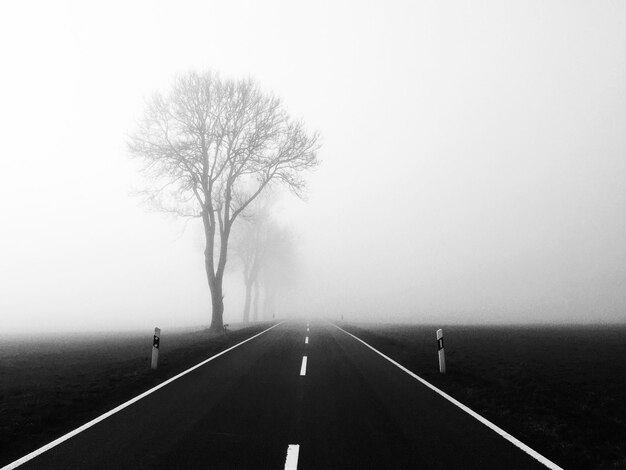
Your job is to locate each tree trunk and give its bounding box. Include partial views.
[242,280,252,323]
[203,211,226,334]
[208,275,225,333]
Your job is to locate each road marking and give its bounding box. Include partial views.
[306,327,309,332]
[330,323,564,470]
[300,356,308,376]
[1,322,285,470]
[284,444,300,469]
[305,336,309,344]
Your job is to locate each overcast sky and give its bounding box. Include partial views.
[1,0,625,332]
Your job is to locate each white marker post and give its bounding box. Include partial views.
[284,444,300,469]
[437,328,445,374]
[151,327,161,370]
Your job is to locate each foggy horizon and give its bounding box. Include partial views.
[1,0,625,333]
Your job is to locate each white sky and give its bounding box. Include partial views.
[1,0,625,332]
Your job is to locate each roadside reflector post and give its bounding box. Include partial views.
[437,328,446,374]
[151,327,161,370]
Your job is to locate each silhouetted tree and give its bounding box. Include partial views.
[260,225,297,319]
[231,206,270,323]
[129,71,319,332]
[231,198,297,322]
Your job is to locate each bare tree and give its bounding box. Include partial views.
[231,206,270,323]
[260,226,298,320]
[128,71,319,332]
[231,199,295,323]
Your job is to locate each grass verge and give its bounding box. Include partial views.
[338,322,626,470]
[0,322,275,467]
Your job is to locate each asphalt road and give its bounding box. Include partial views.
[10,321,552,469]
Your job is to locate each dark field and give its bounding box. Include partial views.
[0,322,274,467]
[2,322,624,469]
[339,323,626,470]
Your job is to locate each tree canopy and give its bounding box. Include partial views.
[129,70,319,331]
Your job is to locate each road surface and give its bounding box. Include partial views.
[6,321,555,469]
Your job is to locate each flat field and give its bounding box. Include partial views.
[1,322,623,469]
[339,323,626,470]
[0,322,274,466]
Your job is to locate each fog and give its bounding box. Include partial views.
[1,0,625,333]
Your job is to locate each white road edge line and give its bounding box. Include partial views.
[284,444,300,469]
[1,321,286,470]
[300,356,308,376]
[329,322,564,470]
[305,336,309,344]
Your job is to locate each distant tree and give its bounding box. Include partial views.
[231,197,298,322]
[259,225,297,320]
[231,206,271,323]
[231,197,296,322]
[128,71,319,332]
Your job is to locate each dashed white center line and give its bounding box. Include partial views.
[305,336,309,344]
[306,327,309,332]
[284,444,300,469]
[300,356,307,376]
